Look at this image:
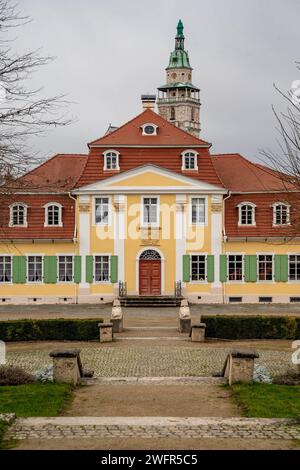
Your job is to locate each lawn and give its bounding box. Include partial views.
[230,383,300,418]
[0,383,73,417]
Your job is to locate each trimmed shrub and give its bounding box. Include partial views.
[273,370,300,385]
[202,315,300,340]
[0,318,102,342]
[0,365,35,386]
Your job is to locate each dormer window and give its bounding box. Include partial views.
[182,150,198,171]
[9,203,28,227]
[237,202,256,226]
[103,150,120,171]
[141,123,158,136]
[272,202,290,226]
[44,202,63,227]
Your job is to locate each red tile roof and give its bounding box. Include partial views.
[212,154,293,192]
[89,109,211,147]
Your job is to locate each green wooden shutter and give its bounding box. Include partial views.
[86,256,94,283]
[44,256,57,283]
[12,256,26,284]
[207,255,215,282]
[182,255,190,282]
[74,256,81,284]
[110,256,118,283]
[220,255,227,282]
[280,255,288,282]
[275,255,282,282]
[244,255,257,282]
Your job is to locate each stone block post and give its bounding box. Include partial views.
[50,349,81,385]
[178,299,191,333]
[98,322,113,343]
[223,349,259,385]
[111,299,123,333]
[190,323,206,342]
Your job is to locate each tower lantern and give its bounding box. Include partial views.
[157,20,201,137]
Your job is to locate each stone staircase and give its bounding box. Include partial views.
[119,295,182,307]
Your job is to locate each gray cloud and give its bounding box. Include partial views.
[17,0,300,163]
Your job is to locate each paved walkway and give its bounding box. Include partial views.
[5,417,300,441]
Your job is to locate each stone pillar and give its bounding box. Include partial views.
[111,299,123,333]
[178,299,191,333]
[223,349,259,385]
[190,323,206,342]
[50,349,81,385]
[98,322,113,343]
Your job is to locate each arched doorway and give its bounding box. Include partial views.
[139,249,161,296]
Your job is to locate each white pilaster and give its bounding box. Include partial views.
[211,195,223,288]
[114,195,126,282]
[175,194,187,281]
[78,195,90,290]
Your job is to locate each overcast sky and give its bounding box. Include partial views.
[17,0,300,163]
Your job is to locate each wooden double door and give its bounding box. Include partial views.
[139,259,161,296]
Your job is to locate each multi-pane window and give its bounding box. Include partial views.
[289,255,300,281]
[95,197,110,224]
[239,204,255,225]
[191,255,206,282]
[228,255,243,281]
[273,204,290,225]
[58,256,73,282]
[46,204,61,226]
[28,256,43,283]
[104,151,119,170]
[191,197,206,224]
[258,255,273,281]
[143,197,158,225]
[0,256,11,283]
[95,255,109,282]
[183,151,197,170]
[10,204,27,226]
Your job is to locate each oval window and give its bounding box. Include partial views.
[144,125,155,135]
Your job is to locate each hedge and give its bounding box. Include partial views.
[0,319,103,342]
[0,316,299,342]
[202,315,300,340]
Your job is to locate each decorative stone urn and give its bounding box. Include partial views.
[178,299,191,333]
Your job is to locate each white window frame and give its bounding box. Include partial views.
[43,202,63,227]
[26,254,43,284]
[237,202,256,226]
[272,202,290,226]
[9,203,28,227]
[227,253,245,283]
[181,150,198,171]
[93,253,111,284]
[103,150,120,171]
[0,254,12,284]
[93,196,112,226]
[141,195,160,228]
[141,123,158,136]
[189,195,208,226]
[57,254,74,284]
[257,253,274,283]
[288,253,300,282]
[190,253,208,284]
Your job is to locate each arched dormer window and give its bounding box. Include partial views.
[9,203,28,227]
[141,123,158,136]
[44,202,63,227]
[181,150,198,171]
[237,202,256,226]
[103,150,120,171]
[272,202,290,226]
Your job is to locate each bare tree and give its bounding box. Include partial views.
[260,62,300,236]
[0,0,71,183]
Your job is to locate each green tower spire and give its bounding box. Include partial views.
[167,19,191,68]
[176,19,184,37]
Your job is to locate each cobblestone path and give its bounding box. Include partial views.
[5,417,300,441]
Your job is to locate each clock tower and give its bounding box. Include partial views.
[157,20,201,137]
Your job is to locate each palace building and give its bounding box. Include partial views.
[0,20,299,305]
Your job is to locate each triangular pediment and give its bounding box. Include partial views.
[74,165,226,194]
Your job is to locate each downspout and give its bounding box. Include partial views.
[222,191,232,304]
[68,192,79,304]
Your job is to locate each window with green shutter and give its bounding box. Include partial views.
[244,255,257,282]
[207,255,215,283]
[86,256,94,283]
[74,256,81,283]
[220,255,227,282]
[275,254,288,282]
[110,256,118,283]
[44,256,57,284]
[182,255,190,282]
[12,256,26,284]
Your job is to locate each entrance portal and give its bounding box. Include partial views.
[139,250,161,296]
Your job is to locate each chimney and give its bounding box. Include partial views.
[141,94,156,111]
